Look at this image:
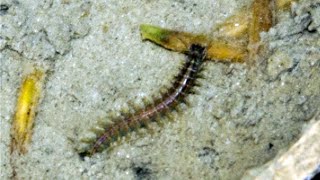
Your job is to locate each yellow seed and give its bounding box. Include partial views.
[11,69,45,154]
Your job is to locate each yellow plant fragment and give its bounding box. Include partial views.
[214,7,250,39]
[11,69,45,154]
[207,41,248,63]
[247,0,274,66]
[140,24,247,63]
[249,0,273,44]
[140,24,208,53]
[276,0,296,10]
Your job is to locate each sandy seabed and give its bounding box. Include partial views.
[1,0,320,179]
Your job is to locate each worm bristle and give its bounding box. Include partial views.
[131,118,142,129]
[144,123,158,135]
[97,117,113,127]
[119,121,130,134]
[154,115,166,127]
[126,100,143,113]
[167,111,178,122]
[120,106,131,116]
[78,148,92,158]
[179,98,191,106]
[107,111,119,120]
[159,87,169,96]
[174,104,184,113]
[166,113,175,121]
[141,117,152,128]
[134,103,145,112]
[196,72,205,79]
[127,99,136,107]
[80,132,97,143]
[195,79,204,86]
[142,96,153,106]
[189,88,201,95]
[90,126,105,135]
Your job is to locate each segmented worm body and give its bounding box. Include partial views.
[82,44,206,156]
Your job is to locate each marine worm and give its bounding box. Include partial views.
[80,44,206,156]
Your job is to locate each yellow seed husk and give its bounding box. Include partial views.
[11,69,45,154]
